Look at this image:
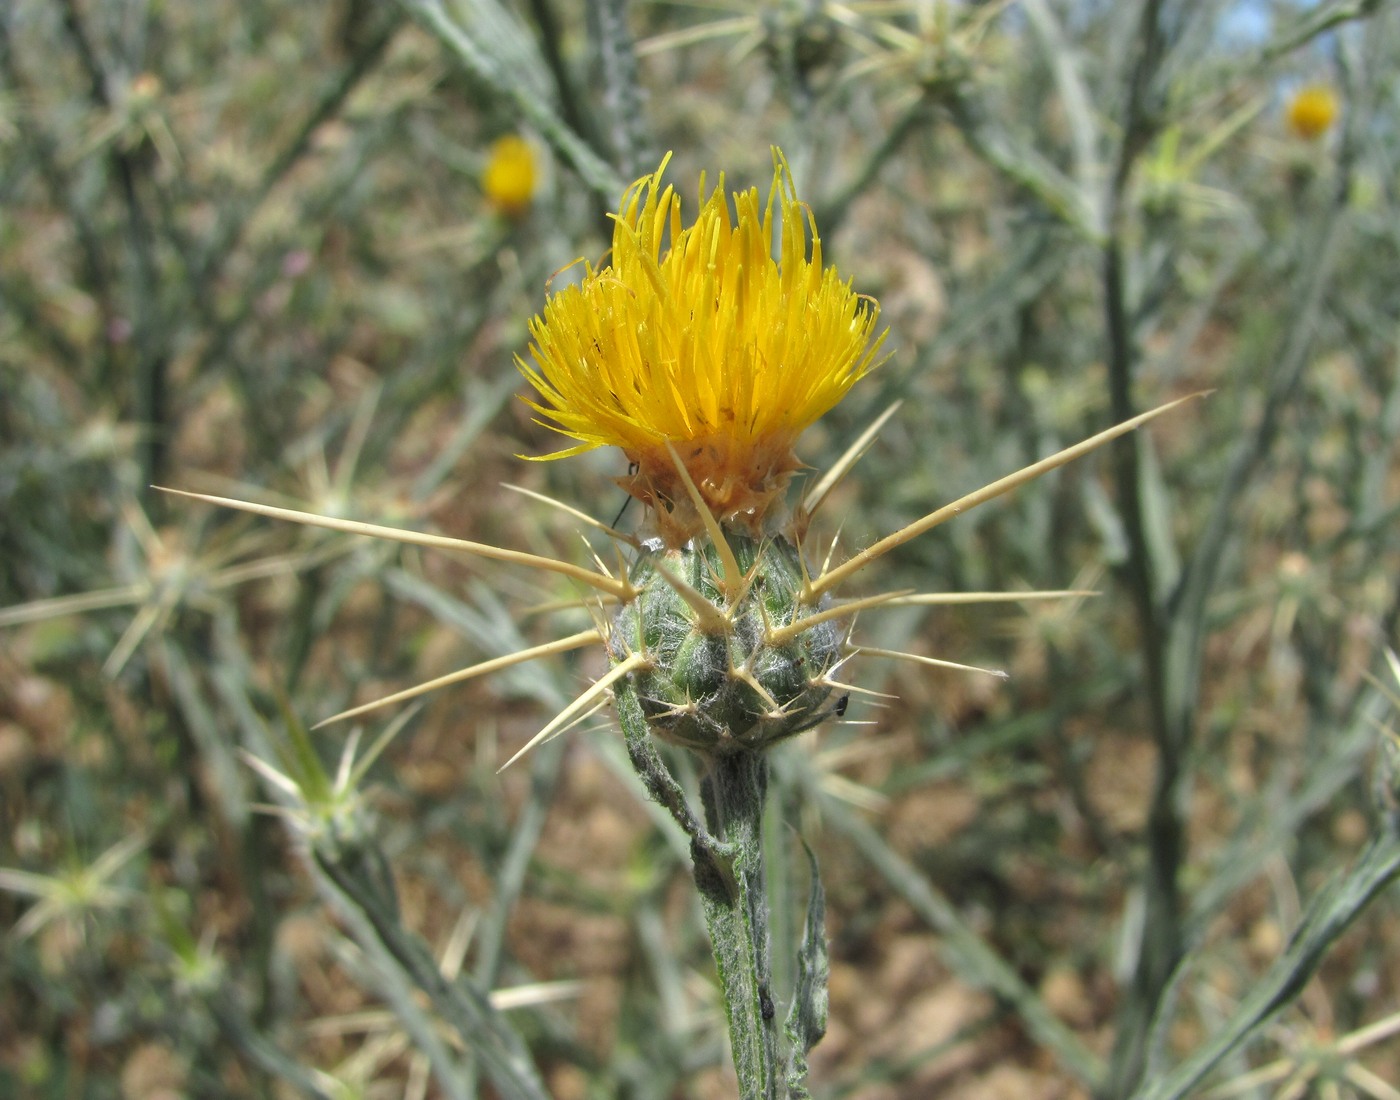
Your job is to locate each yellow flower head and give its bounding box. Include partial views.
[517,150,886,544]
[483,135,537,217]
[1286,84,1340,140]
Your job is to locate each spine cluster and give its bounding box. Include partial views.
[609,533,848,756]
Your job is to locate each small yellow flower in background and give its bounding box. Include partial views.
[517,149,887,544]
[1286,84,1340,140]
[482,135,537,217]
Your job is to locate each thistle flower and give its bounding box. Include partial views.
[1286,84,1340,141]
[517,151,885,544]
[482,135,538,218]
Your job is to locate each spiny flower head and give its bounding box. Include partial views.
[1286,84,1340,140]
[517,150,886,545]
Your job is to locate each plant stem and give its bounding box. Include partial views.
[589,0,648,179]
[400,0,625,201]
[698,751,780,1099]
[1130,824,1400,1100]
[1099,4,1183,1094]
[615,678,781,1098]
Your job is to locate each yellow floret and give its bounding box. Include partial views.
[518,150,886,543]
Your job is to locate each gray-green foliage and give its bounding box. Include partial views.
[2,0,1400,1097]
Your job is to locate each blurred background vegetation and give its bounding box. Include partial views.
[2,0,1399,1097]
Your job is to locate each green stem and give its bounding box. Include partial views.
[1130,825,1400,1100]
[699,752,780,1099]
[614,679,780,1098]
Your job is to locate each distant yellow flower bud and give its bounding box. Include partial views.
[482,135,537,217]
[1286,84,1339,140]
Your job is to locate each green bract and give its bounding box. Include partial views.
[610,535,847,756]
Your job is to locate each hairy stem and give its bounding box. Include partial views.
[698,751,780,1099]
[615,678,781,1098]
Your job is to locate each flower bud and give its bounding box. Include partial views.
[611,534,846,755]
